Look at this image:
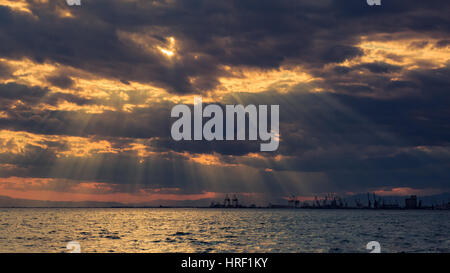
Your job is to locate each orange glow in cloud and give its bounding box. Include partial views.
[0,130,161,158]
[0,188,218,203]
[0,130,117,156]
[0,0,76,19]
[0,177,218,203]
[158,48,175,57]
[349,35,450,70]
[216,66,316,95]
[118,31,178,59]
[0,0,32,14]
[55,7,75,19]
[2,58,56,87]
[0,57,171,112]
[0,111,8,119]
[40,101,116,114]
[180,152,238,167]
[373,187,445,197]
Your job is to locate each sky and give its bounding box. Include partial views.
[0,0,449,206]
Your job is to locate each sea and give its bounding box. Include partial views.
[0,208,449,253]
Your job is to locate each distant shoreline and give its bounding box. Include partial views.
[1,206,449,210]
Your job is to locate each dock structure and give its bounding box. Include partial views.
[210,194,242,208]
[223,194,231,207]
[405,195,418,209]
[232,195,239,208]
[209,193,448,210]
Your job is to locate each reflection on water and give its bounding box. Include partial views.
[0,208,449,253]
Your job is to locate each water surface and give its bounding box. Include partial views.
[0,208,448,253]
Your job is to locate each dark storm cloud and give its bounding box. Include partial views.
[0,0,449,94]
[44,92,92,106]
[1,63,449,155]
[0,82,94,113]
[0,83,48,106]
[356,62,402,74]
[155,138,262,156]
[0,62,12,78]
[205,61,450,192]
[3,63,450,195]
[46,74,75,89]
[0,141,333,197]
[1,136,448,196]
[231,63,450,152]
[435,39,450,48]
[0,102,173,139]
[320,45,363,64]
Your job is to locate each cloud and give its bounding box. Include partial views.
[0,0,448,94]
[0,82,48,108]
[46,73,75,89]
[0,0,449,203]
[0,61,12,78]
